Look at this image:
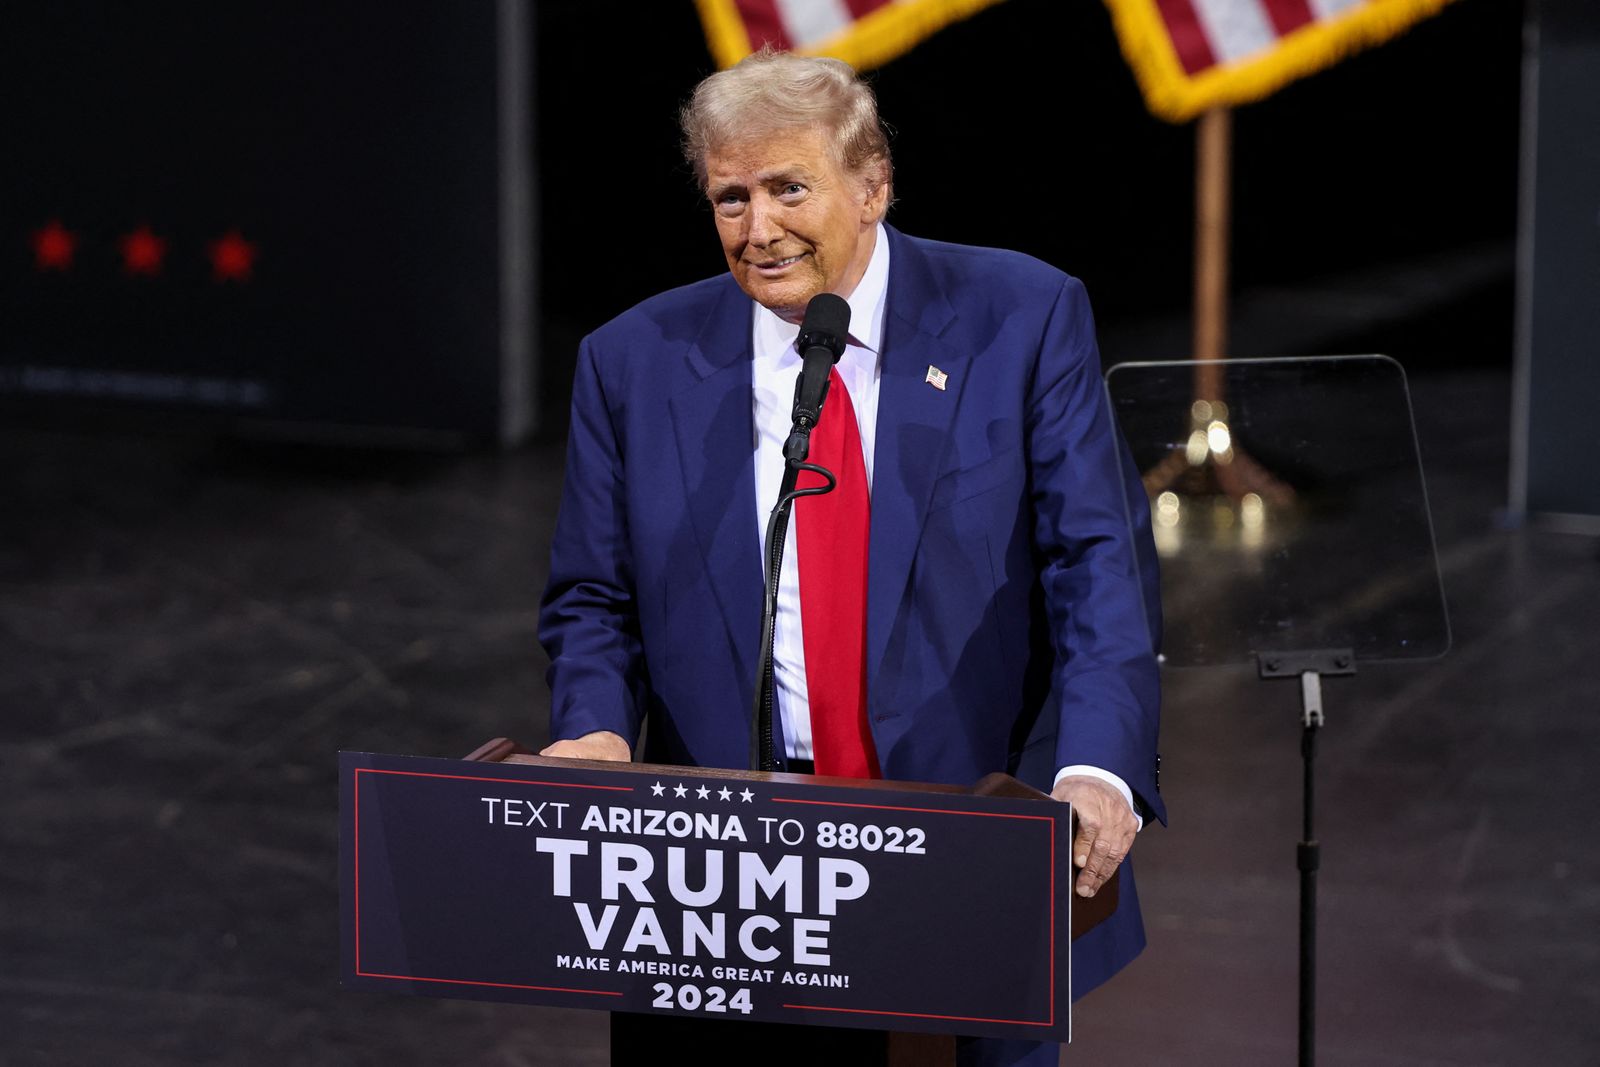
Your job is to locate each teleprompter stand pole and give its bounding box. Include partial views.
[1297,671,1323,1067]
[1258,648,1354,1067]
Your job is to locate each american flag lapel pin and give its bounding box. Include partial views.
[924,365,949,391]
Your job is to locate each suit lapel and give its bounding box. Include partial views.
[867,228,973,688]
[669,282,761,702]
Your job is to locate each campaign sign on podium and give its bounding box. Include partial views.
[339,751,1076,1041]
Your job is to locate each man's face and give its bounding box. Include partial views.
[704,127,886,322]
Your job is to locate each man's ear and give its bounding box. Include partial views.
[860,163,891,224]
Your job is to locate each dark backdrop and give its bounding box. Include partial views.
[2,0,1524,438]
[1,3,509,440]
[536,0,1523,428]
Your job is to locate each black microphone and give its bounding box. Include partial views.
[784,293,851,462]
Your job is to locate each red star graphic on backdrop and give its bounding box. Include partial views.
[120,225,167,276]
[32,220,77,271]
[209,229,257,282]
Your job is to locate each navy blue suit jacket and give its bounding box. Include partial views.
[540,225,1165,1001]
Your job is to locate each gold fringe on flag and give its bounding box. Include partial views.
[695,0,754,68]
[695,0,1012,72]
[1102,0,1463,123]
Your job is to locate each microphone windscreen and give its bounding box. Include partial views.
[798,293,851,358]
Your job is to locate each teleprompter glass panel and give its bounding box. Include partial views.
[1107,355,1450,667]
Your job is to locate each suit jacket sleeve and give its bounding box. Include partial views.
[1030,278,1164,823]
[538,334,647,747]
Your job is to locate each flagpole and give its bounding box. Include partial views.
[1138,106,1239,501]
[1193,107,1231,386]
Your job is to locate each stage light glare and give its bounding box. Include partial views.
[1191,399,1213,424]
[1206,420,1232,455]
[1241,492,1265,528]
[1186,430,1209,466]
[1153,520,1182,557]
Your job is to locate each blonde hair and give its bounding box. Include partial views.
[681,48,893,204]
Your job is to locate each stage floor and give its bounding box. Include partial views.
[2,368,1595,1065]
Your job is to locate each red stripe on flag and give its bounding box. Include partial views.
[1259,0,1317,37]
[736,0,794,51]
[842,0,893,17]
[1153,0,1219,76]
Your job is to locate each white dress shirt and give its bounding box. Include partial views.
[748,224,1138,824]
[751,224,889,764]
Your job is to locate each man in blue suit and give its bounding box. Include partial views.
[539,49,1162,1066]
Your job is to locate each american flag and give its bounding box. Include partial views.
[1102,0,1461,121]
[695,0,1009,72]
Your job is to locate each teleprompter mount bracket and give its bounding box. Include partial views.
[1256,648,1357,681]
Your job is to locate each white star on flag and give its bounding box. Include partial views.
[696,785,710,799]
[650,781,665,796]
[925,365,948,391]
[673,783,688,798]
[739,788,755,803]
[718,787,733,801]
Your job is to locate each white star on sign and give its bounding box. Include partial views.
[650,781,665,797]
[718,787,733,801]
[739,788,754,803]
[673,783,688,798]
[696,785,711,799]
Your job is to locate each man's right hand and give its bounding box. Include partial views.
[539,730,632,762]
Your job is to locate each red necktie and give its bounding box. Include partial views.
[796,368,879,779]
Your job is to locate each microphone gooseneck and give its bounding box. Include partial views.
[751,292,853,772]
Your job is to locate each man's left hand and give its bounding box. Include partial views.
[1051,775,1138,898]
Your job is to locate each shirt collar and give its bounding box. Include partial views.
[753,223,891,358]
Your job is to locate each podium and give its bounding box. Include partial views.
[340,740,1119,1063]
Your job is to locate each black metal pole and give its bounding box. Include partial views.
[1298,698,1321,1067]
[749,460,834,773]
[750,486,794,772]
[1259,656,1346,1067]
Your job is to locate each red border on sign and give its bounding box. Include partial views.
[352,766,631,998]
[771,794,1059,1028]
